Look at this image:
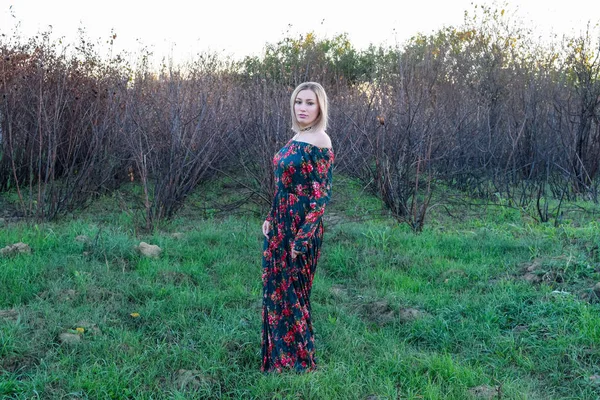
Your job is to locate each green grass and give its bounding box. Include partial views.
[1,177,600,399]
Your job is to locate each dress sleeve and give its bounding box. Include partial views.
[293,147,334,253]
[266,209,274,223]
[266,190,276,223]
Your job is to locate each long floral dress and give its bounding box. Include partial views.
[261,138,334,372]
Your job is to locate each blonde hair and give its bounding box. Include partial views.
[290,82,328,133]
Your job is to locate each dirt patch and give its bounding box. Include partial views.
[37,289,79,303]
[0,197,23,220]
[512,324,529,335]
[59,289,78,302]
[20,311,48,332]
[468,384,501,399]
[0,309,19,322]
[330,284,348,298]
[158,271,198,286]
[398,307,428,322]
[519,259,543,284]
[75,235,91,244]
[389,255,412,270]
[173,369,216,390]
[541,270,565,284]
[85,286,123,303]
[359,300,428,326]
[224,339,255,368]
[518,256,593,286]
[324,212,343,227]
[360,300,396,326]
[582,283,600,304]
[585,243,599,263]
[75,320,102,336]
[171,232,185,240]
[112,257,134,272]
[1,354,38,373]
[522,272,542,283]
[439,268,467,283]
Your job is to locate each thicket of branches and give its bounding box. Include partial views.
[1,6,599,230]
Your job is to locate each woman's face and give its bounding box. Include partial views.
[294,89,320,129]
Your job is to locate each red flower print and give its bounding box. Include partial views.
[262,139,333,372]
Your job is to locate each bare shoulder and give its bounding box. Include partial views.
[312,132,332,149]
[294,131,333,149]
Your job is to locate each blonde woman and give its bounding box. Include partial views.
[261,82,334,372]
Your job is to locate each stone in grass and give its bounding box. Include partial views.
[590,374,600,383]
[58,332,82,345]
[468,384,501,399]
[0,242,31,256]
[171,232,185,240]
[138,242,162,258]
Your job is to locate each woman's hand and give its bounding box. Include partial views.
[262,220,271,238]
[291,249,302,260]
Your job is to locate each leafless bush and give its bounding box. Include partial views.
[122,55,238,229]
[213,77,290,211]
[2,5,599,230]
[0,32,129,220]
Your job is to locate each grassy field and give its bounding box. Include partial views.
[1,177,600,399]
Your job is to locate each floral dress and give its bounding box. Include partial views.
[261,139,334,372]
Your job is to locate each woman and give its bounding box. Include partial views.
[261,82,334,372]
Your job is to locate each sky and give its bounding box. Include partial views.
[0,0,599,64]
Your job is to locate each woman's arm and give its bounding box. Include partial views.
[292,148,334,253]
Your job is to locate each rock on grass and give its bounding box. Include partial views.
[138,242,162,258]
[1,242,31,256]
[58,332,82,345]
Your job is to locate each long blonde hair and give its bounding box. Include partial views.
[290,82,328,133]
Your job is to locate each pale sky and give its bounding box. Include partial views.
[1,0,598,64]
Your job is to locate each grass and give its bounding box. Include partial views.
[1,177,600,399]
